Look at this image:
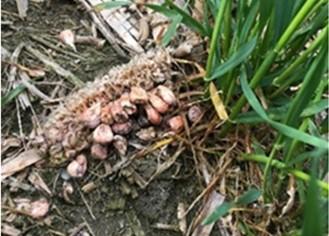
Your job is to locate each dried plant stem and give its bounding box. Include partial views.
[181,156,232,219]
[25,46,84,87]
[78,188,96,220]
[75,35,105,48]
[29,35,86,61]
[19,72,54,102]
[79,0,127,57]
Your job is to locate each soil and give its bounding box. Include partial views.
[1,1,215,235]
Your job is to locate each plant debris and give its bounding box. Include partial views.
[2,0,324,235]
[1,149,43,180]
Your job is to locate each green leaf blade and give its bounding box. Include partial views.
[239,68,269,120]
[235,188,261,205]
[270,121,328,149]
[145,4,177,18]
[301,99,329,117]
[161,15,183,46]
[202,202,233,225]
[239,67,328,149]
[302,160,324,236]
[1,85,26,108]
[164,0,208,36]
[94,1,131,11]
[207,37,257,81]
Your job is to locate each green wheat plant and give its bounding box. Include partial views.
[96,0,328,233]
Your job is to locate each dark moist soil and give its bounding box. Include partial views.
[1,1,215,235]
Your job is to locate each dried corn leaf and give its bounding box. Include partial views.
[192,0,204,21]
[280,176,296,216]
[82,182,97,193]
[19,71,53,102]
[209,82,228,121]
[1,137,21,155]
[80,0,202,56]
[25,46,83,87]
[192,191,225,236]
[28,171,52,196]
[98,2,144,53]
[1,46,10,60]
[177,202,187,234]
[14,63,45,78]
[3,176,34,192]
[138,17,150,43]
[1,223,21,236]
[15,0,28,18]
[1,149,43,180]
